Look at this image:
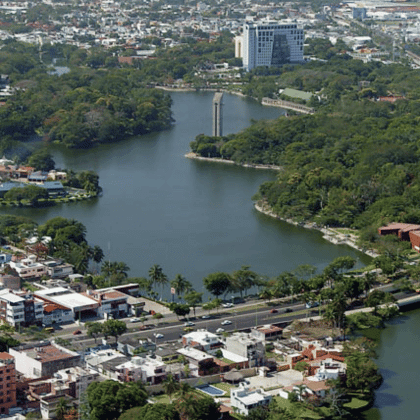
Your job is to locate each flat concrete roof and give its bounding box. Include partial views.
[35,287,99,311]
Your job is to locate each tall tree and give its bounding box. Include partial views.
[102,319,127,342]
[162,374,180,403]
[85,322,103,344]
[170,274,192,300]
[232,265,258,297]
[149,264,168,300]
[87,380,147,420]
[184,291,203,317]
[203,272,231,298]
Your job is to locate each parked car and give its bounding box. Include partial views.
[130,317,141,323]
[269,308,278,313]
[184,321,195,327]
[73,329,82,335]
[201,315,211,319]
[216,328,225,334]
[155,333,164,339]
[221,320,232,325]
[222,303,234,308]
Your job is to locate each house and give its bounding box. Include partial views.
[214,349,249,372]
[117,337,156,357]
[40,394,73,420]
[176,347,217,376]
[0,353,17,415]
[225,332,265,367]
[42,182,66,198]
[251,324,283,342]
[42,260,73,279]
[8,258,48,280]
[115,356,167,384]
[182,330,223,355]
[84,349,122,373]
[230,384,272,415]
[27,172,48,183]
[9,342,81,379]
[155,342,182,363]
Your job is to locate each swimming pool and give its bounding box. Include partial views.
[196,385,225,396]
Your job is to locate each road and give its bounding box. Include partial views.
[50,290,419,349]
[62,301,308,348]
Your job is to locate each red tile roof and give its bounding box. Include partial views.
[0,352,14,360]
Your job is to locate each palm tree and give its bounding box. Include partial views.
[55,397,69,420]
[170,274,192,301]
[361,272,376,297]
[295,384,307,402]
[162,374,180,403]
[179,382,193,397]
[91,245,104,264]
[149,264,168,300]
[178,393,197,420]
[232,265,258,297]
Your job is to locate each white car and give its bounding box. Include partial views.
[201,315,211,319]
[222,303,234,308]
[216,328,225,334]
[155,333,164,339]
[221,320,232,326]
[184,321,195,327]
[130,317,141,323]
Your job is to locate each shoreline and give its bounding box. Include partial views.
[185,152,281,171]
[254,201,379,258]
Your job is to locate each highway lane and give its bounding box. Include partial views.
[67,302,308,348]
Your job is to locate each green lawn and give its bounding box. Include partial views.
[273,397,322,419]
[213,382,234,393]
[152,389,206,405]
[343,393,371,411]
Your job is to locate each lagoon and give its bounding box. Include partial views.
[0,91,370,296]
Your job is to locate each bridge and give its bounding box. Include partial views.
[261,97,315,115]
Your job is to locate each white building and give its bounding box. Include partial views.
[9,342,81,378]
[115,356,167,384]
[231,384,272,415]
[182,330,223,355]
[225,332,265,367]
[9,258,48,279]
[0,291,43,327]
[242,20,304,71]
[34,287,99,320]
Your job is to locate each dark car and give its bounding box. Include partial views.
[284,308,293,313]
[73,329,82,335]
[269,309,278,314]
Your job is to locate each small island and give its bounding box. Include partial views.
[0,153,101,208]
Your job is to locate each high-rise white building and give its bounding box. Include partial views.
[242,21,304,71]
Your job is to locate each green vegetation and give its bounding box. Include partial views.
[87,380,148,420]
[190,51,420,239]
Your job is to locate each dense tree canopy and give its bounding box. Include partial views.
[87,380,148,420]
